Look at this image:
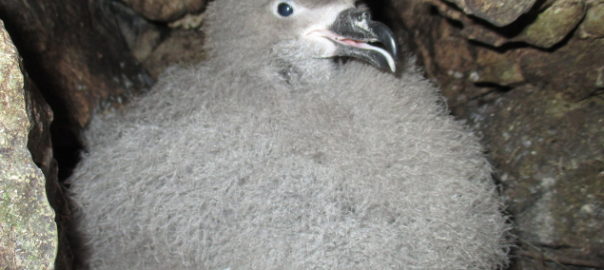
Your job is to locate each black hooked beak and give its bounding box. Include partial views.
[328,7,398,72]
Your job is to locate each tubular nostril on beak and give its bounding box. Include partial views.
[353,10,370,22]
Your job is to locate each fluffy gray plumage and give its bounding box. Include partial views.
[69,0,510,269]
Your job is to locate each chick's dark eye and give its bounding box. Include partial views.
[277,3,294,17]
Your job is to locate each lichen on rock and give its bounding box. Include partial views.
[0,19,57,270]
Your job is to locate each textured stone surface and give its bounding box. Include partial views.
[105,1,207,78]
[123,0,207,21]
[449,0,588,49]
[0,19,57,270]
[0,1,158,268]
[443,0,537,26]
[511,0,586,48]
[391,0,604,106]
[473,86,604,270]
[142,29,206,78]
[578,0,604,39]
[388,0,604,269]
[472,50,525,86]
[106,1,165,63]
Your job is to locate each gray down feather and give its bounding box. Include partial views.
[68,0,511,269]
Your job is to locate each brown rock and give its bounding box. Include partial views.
[578,1,604,39]
[443,0,537,26]
[515,37,604,101]
[142,29,207,78]
[461,24,510,47]
[511,0,586,49]
[476,86,604,270]
[123,0,207,22]
[106,1,165,63]
[472,49,525,86]
[388,0,604,269]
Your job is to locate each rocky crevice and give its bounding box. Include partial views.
[0,0,601,269]
[387,0,603,269]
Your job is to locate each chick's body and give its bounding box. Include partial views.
[70,0,509,269]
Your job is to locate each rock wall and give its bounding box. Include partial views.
[388,0,603,269]
[0,19,57,270]
[0,0,157,269]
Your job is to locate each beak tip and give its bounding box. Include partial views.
[388,59,397,73]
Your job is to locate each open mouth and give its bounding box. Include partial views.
[311,30,397,72]
[331,35,389,54]
[312,29,376,48]
[334,36,369,47]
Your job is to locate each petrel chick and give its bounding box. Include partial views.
[69,0,510,269]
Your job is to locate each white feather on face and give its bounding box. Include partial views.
[69,0,511,269]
